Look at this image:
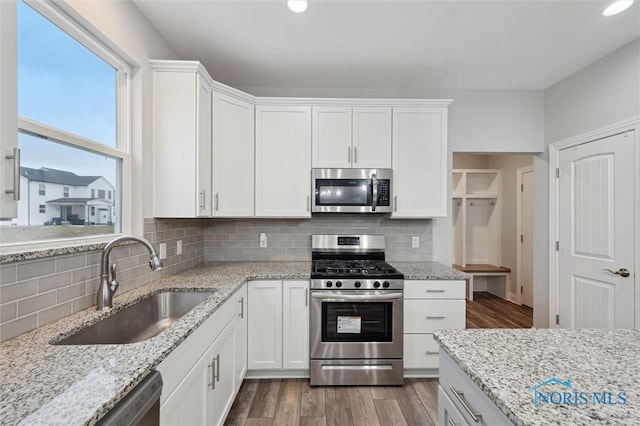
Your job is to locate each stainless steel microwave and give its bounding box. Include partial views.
[311,168,392,213]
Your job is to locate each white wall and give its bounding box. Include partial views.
[58,0,180,234]
[535,38,640,328]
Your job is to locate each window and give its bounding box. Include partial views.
[90,206,95,216]
[91,189,95,199]
[107,190,111,200]
[98,189,105,199]
[39,204,46,213]
[1,1,130,247]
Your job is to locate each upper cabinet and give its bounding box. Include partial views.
[392,106,449,218]
[312,106,391,169]
[152,61,213,217]
[212,92,255,217]
[255,105,312,218]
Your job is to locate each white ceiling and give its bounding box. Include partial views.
[133,0,640,91]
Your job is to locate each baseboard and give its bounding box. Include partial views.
[403,368,439,378]
[245,369,310,379]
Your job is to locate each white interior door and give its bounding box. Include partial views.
[557,131,635,329]
[519,168,534,308]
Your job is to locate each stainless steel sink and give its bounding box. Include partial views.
[55,290,215,345]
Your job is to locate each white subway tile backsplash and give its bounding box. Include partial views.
[0,264,17,285]
[0,302,17,322]
[17,259,55,281]
[0,279,38,304]
[0,314,37,341]
[38,272,73,293]
[18,292,56,316]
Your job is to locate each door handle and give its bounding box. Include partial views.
[602,268,630,278]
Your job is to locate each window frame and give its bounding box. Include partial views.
[2,0,132,252]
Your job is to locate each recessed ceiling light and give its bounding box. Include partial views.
[603,0,634,16]
[288,0,308,14]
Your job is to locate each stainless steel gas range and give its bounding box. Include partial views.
[309,235,404,386]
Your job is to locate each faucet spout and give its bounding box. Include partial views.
[97,235,163,310]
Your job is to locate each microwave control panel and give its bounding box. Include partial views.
[377,180,391,206]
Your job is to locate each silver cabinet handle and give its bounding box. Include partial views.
[426,289,446,293]
[449,386,482,422]
[199,190,206,209]
[209,358,216,389]
[602,268,630,278]
[354,146,358,164]
[215,193,219,211]
[5,148,20,201]
[348,146,351,163]
[394,195,398,212]
[425,350,439,355]
[305,288,309,307]
[426,316,446,319]
[239,297,244,318]
[215,353,220,382]
[448,419,458,426]
[307,195,310,212]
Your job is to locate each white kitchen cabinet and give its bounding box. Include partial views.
[151,60,213,218]
[439,350,511,425]
[247,280,309,373]
[255,105,311,217]
[311,106,391,169]
[392,107,448,218]
[403,280,465,377]
[212,92,255,217]
[157,285,245,426]
[0,0,18,219]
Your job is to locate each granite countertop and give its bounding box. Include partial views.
[434,328,640,425]
[0,260,463,425]
[0,261,310,426]
[390,261,470,280]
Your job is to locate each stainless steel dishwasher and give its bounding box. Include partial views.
[97,370,162,426]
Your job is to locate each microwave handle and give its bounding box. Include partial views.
[371,173,377,212]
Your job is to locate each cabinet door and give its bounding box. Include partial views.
[160,344,212,426]
[312,106,352,168]
[152,68,213,218]
[248,281,283,369]
[210,319,237,426]
[352,107,392,169]
[213,92,254,217]
[196,78,213,217]
[234,285,248,385]
[282,280,309,369]
[392,107,447,218]
[255,105,311,217]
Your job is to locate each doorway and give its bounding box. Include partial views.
[452,153,535,325]
[517,166,534,308]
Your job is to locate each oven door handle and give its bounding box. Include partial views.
[311,291,403,301]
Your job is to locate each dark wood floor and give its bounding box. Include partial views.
[225,292,532,426]
[466,292,533,328]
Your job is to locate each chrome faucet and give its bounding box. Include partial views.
[97,235,163,310]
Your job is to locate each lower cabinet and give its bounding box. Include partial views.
[247,280,309,373]
[403,280,466,377]
[157,285,247,426]
[439,350,512,425]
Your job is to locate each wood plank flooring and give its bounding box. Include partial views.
[226,291,533,426]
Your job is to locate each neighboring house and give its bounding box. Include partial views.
[13,167,115,226]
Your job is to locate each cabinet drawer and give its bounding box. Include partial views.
[404,334,440,369]
[438,385,470,426]
[439,351,511,426]
[404,300,465,333]
[404,280,466,300]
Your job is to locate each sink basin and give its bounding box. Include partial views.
[55,290,215,345]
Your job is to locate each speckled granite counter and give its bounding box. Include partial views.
[434,328,640,425]
[0,261,310,426]
[390,261,470,280]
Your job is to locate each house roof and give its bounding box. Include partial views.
[20,167,102,186]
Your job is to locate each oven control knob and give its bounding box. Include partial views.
[383,281,390,288]
[326,281,332,287]
[354,281,361,288]
[373,281,381,288]
[336,281,343,288]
